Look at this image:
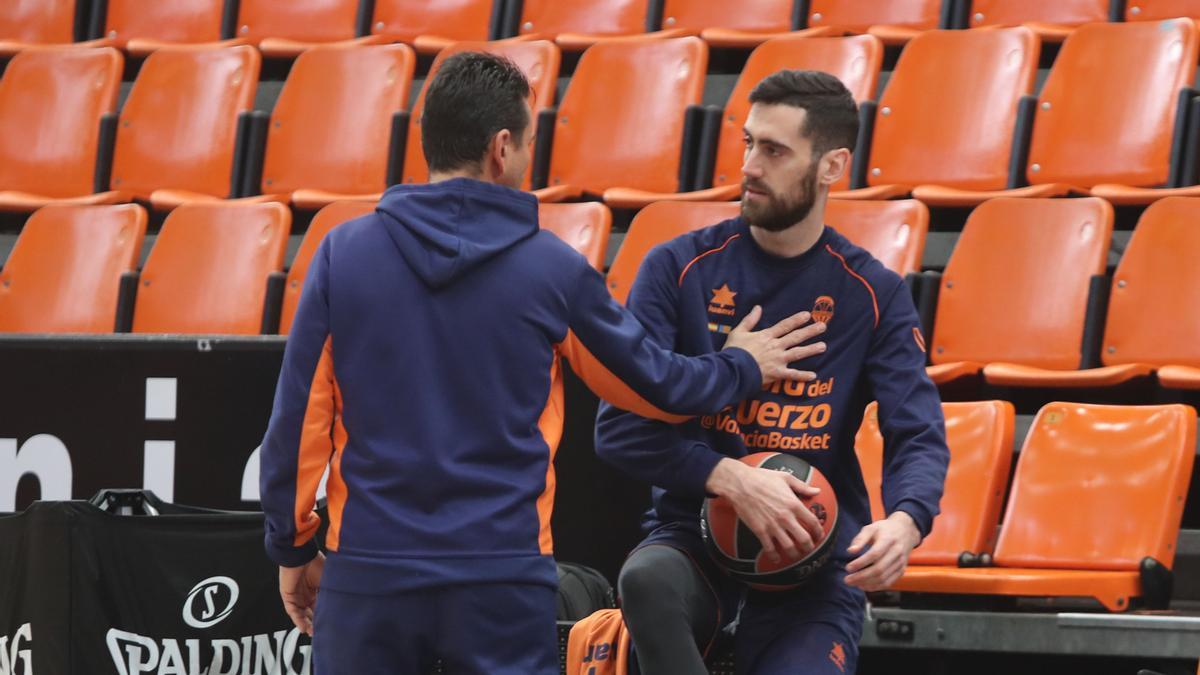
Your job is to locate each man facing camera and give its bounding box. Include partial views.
[597,70,950,674]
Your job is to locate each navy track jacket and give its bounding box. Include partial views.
[259,179,763,593]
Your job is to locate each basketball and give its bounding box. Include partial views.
[701,452,839,591]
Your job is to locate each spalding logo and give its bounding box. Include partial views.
[182,576,239,629]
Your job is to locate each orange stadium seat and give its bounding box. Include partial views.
[606,200,740,304]
[533,37,707,204]
[0,204,146,333]
[370,0,500,53]
[399,39,561,190]
[894,402,1196,612]
[837,28,1039,205]
[928,198,1113,385]
[1126,0,1200,20]
[921,20,1200,206]
[0,48,124,213]
[236,0,377,58]
[806,0,951,45]
[539,202,612,271]
[660,0,793,33]
[280,200,376,334]
[826,199,927,277]
[512,0,653,50]
[133,202,289,335]
[105,46,260,211]
[658,0,834,48]
[92,0,231,55]
[606,34,882,208]
[963,0,1114,42]
[250,45,415,209]
[984,197,1200,390]
[0,0,83,55]
[856,400,1014,566]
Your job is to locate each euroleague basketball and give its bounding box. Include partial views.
[701,452,838,590]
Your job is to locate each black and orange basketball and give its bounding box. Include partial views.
[701,452,838,591]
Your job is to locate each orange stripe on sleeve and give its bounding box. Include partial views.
[825,244,879,328]
[293,336,337,548]
[678,234,741,287]
[560,329,688,424]
[325,377,348,552]
[535,357,565,555]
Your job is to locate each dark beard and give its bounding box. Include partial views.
[740,162,819,233]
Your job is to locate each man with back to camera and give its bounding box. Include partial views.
[257,53,832,675]
[596,70,951,674]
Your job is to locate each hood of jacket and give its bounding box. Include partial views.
[376,177,539,289]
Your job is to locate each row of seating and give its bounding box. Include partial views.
[613,197,1200,392]
[0,199,609,335]
[3,22,1198,215]
[0,197,918,335]
[584,20,1200,208]
[4,0,1199,57]
[3,196,1198,396]
[857,399,1196,611]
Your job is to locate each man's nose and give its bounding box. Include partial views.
[742,154,763,179]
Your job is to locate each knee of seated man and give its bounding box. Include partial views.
[618,548,687,608]
[618,558,664,605]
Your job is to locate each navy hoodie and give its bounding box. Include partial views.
[259,179,763,593]
[595,218,949,571]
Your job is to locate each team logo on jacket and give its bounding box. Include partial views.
[829,641,847,672]
[709,284,737,317]
[812,295,835,324]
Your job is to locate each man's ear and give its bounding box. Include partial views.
[819,148,851,187]
[486,128,514,181]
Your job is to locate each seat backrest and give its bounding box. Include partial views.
[966,0,1110,28]
[372,0,495,42]
[236,0,361,44]
[1101,197,1200,368]
[0,48,123,199]
[931,197,1112,370]
[1027,19,1198,189]
[1127,1,1200,20]
[827,199,927,276]
[867,27,1038,191]
[995,402,1196,570]
[133,202,289,335]
[0,0,76,45]
[262,44,415,197]
[661,0,794,32]
[111,46,260,201]
[0,204,146,333]
[856,400,1014,565]
[539,202,612,271]
[401,40,561,189]
[549,37,707,195]
[281,200,375,334]
[712,35,882,193]
[607,200,740,303]
[102,0,225,47]
[517,0,650,38]
[807,0,943,32]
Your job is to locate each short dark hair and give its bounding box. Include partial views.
[421,51,532,173]
[748,70,859,156]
